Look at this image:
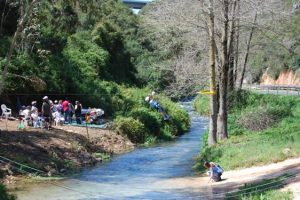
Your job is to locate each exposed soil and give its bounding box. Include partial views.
[156,157,300,200]
[0,119,134,180]
[261,70,300,86]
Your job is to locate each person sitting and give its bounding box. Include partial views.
[204,161,224,182]
[31,101,39,128]
[145,96,170,121]
[19,106,31,127]
[53,110,65,126]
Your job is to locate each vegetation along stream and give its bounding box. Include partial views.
[15,101,208,200]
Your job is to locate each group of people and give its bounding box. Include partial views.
[19,96,83,130]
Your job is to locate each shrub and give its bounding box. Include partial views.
[115,117,147,143]
[237,107,278,131]
[0,184,16,200]
[108,87,191,143]
[129,107,162,136]
[159,96,190,135]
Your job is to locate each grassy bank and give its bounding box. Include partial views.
[113,86,191,145]
[193,91,300,199]
[194,91,300,170]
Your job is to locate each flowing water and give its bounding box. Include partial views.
[16,101,208,200]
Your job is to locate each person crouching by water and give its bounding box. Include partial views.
[204,161,224,182]
[145,95,170,121]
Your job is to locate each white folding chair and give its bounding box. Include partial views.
[1,104,12,119]
[1,104,12,130]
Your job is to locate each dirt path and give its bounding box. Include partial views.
[156,157,300,199]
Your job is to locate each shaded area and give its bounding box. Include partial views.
[225,175,293,200]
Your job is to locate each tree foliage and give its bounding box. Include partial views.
[248,1,300,81]
[0,0,141,101]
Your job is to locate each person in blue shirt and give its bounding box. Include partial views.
[145,95,170,121]
[204,161,224,182]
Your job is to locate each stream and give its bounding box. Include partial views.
[16,101,208,200]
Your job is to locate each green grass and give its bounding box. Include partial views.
[193,95,210,116]
[194,91,300,171]
[225,175,292,200]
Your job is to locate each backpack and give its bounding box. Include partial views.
[216,164,224,174]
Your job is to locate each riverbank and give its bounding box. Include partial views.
[0,119,134,182]
[193,91,300,199]
[158,157,300,199]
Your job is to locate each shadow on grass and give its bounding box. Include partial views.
[225,174,293,200]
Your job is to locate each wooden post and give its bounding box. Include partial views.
[85,114,90,140]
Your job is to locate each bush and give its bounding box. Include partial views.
[129,107,162,136]
[159,96,190,135]
[115,117,147,143]
[0,184,16,200]
[237,107,278,131]
[90,86,191,144]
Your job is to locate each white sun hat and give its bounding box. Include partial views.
[145,96,150,102]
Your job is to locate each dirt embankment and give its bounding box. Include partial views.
[0,119,134,181]
[261,70,300,86]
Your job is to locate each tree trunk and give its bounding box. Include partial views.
[238,12,257,90]
[217,0,229,140]
[234,0,240,87]
[0,0,38,95]
[228,0,238,93]
[0,0,8,36]
[207,0,217,146]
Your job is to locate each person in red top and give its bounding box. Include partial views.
[62,99,69,123]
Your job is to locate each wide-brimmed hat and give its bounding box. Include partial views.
[31,101,37,105]
[43,96,48,100]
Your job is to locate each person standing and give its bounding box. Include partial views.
[62,99,69,123]
[42,96,51,130]
[74,101,82,124]
[68,102,75,124]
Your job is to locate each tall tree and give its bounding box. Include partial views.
[228,0,238,92]
[217,0,229,140]
[207,0,218,146]
[238,12,257,90]
[0,0,38,95]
